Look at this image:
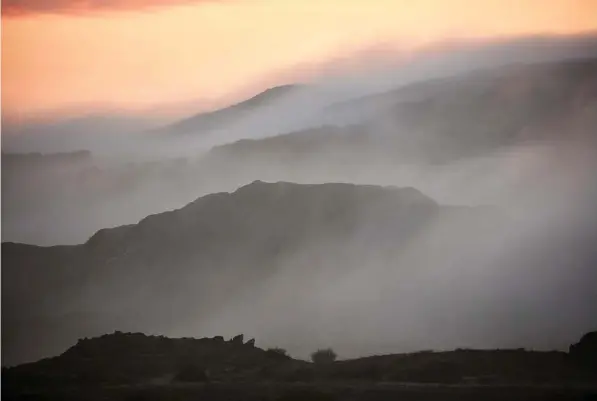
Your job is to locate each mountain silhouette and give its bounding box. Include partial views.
[2,181,446,365]
[4,179,597,366]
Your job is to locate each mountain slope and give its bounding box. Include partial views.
[1,181,441,365]
[207,59,597,164]
[155,84,299,136]
[3,180,597,368]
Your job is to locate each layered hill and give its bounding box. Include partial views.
[206,59,597,165]
[2,181,447,365]
[4,179,597,367]
[4,59,597,246]
[4,59,597,366]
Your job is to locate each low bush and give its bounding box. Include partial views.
[311,348,337,364]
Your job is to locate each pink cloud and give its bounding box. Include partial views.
[2,0,223,16]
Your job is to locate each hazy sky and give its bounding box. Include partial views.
[2,0,596,119]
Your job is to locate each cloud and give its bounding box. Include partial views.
[2,0,220,16]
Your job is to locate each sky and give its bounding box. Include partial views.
[2,0,597,120]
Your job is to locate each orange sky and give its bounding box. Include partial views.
[2,0,597,119]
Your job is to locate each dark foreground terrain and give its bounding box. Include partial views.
[3,331,596,401]
[5,382,597,401]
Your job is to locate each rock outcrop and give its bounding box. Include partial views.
[2,332,304,389]
[232,334,244,345]
[569,331,597,370]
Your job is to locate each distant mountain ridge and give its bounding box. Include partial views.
[4,59,596,246]
[155,84,300,136]
[206,59,597,164]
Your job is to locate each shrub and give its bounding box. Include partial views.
[310,348,337,364]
